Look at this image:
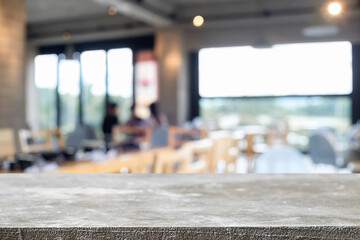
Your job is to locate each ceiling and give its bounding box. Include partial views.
[27,0,112,23]
[26,0,360,43]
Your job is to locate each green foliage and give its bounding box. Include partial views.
[37,88,56,129]
[37,86,133,138]
[200,96,352,150]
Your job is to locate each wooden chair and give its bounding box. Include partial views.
[226,144,239,173]
[54,127,65,149]
[209,132,237,173]
[0,128,16,161]
[153,147,192,173]
[183,139,213,173]
[133,150,156,173]
[18,129,51,153]
[242,131,274,173]
[18,128,64,154]
[244,132,273,156]
[168,126,204,148]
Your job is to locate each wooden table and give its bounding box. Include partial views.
[0,147,171,174]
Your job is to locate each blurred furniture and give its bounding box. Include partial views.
[344,123,360,164]
[18,129,64,154]
[0,128,15,160]
[244,131,273,156]
[209,132,237,173]
[52,147,164,174]
[168,126,202,148]
[348,161,360,173]
[254,145,309,173]
[232,127,274,173]
[66,124,97,149]
[112,125,151,148]
[150,126,168,148]
[134,150,156,173]
[95,154,141,173]
[308,129,341,167]
[154,147,191,173]
[183,139,213,173]
[54,156,139,174]
[226,145,239,173]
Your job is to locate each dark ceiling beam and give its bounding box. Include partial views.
[142,0,176,14]
[92,0,174,27]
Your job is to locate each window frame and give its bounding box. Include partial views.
[35,48,138,131]
[189,42,360,124]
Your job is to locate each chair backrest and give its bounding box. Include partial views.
[209,133,234,172]
[309,130,337,166]
[168,126,201,148]
[18,129,53,153]
[0,128,15,159]
[254,145,309,173]
[183,139,213,173]
[244,132,273,156]
[151,126,168,148]
[66,124,97,149]
[154,147,191,173]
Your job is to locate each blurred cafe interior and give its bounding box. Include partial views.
[1,0,360,174]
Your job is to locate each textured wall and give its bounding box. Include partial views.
[0,0,26,129]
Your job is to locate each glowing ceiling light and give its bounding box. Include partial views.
[328,2,342,16]
[108,6,118,16]
[193,15,204,27]
[62,32,71,41]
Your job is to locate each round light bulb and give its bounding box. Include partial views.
[328,2,342,16]
[193,15,204,27]
[108,6,118,16]
[62,32,71,41]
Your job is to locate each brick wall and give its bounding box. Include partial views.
[0,0,26,129]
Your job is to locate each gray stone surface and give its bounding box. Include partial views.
[0,174,359,239]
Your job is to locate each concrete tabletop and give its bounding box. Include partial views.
[0,174,359,239]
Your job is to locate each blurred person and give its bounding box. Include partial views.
[147,102,169,148]
[118,104,147,151]
[125,104,146,127]
[102,102,119,144]
[147,102,168,128]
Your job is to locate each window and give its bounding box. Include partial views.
[59,59,80,134]
[199,42,352,97]
[200,97,351,151]
[198,42,353,150]
[108,48,133,123]
[81,50,107,128]
[34,54,58,129]
[33,48,134,133]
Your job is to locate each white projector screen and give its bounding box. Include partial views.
[199,42,353,97]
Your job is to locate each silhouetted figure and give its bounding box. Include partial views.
[102,103,119,143]
[125,104,145,127]
[147,102,168,128]
[147,102,169,148]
